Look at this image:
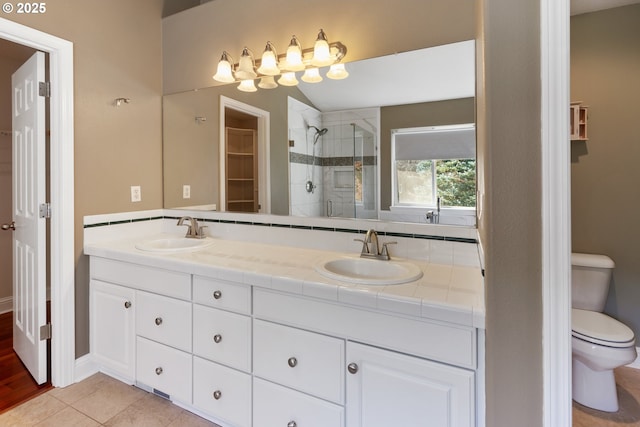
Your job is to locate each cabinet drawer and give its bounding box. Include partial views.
[253,320,344,404]
[90,257,191,300]
[253,378,344,427]
[136,291,192,352]
[193,276,251,314]
[193,305,251,372]
[193,356,252,427]
[136,337,192,404]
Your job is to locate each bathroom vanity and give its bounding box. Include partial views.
[84,213,484,427]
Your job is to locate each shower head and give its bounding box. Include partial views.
[309,125,328,136]
[310,126,328,144]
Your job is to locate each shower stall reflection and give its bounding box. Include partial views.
[288,98,378,219]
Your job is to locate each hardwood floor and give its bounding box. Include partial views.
[0,311,52,414]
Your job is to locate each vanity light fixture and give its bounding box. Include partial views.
[235,47,258,80]
[212,29,347,92]
[212,51,235,83]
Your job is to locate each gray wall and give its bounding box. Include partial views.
[570,5,640,336]
[477,0,543,425]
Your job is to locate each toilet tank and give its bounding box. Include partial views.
[571,253,615,312]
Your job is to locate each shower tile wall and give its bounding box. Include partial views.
[288,97,378,218]
[288,97,323,217]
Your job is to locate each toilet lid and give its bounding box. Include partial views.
[572,308,635,348]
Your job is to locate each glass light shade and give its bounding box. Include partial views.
[326,63,349,80]
[311,29,332,67]
[278,72,299,86]
[284,36,304,71]
[212,52,235,83]
[238,79,257,92]
[235,48,257,80]
[258,76,278,89]
[301,68,322,83]
[257,42,280,76]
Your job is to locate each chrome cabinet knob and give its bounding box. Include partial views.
[155,367,163,375]
[213,334,222,343]
[213,390,222,400]
[155,317,163,326]
[287,421,297,427]
[287,357,298,368]
[347,362,359,374]
[213,290,222,300]
[124,301,132,309]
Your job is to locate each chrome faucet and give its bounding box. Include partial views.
[355,229,397,260]
[426,197,441,224]
[177,216,207,239]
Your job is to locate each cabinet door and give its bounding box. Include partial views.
[90,279,135,382]
[346,342,475,427]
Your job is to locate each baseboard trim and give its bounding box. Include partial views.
[0,296,12,314]
[626,347,640,370]
[74,354,98,383]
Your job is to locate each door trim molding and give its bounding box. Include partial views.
[540,0,572,425]
[0,17,75,388]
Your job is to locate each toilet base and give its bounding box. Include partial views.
[572,358,619,412]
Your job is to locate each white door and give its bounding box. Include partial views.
[11,51,47,385]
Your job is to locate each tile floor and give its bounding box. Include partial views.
[0,373,221,426]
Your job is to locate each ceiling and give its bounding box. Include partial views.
[297,40,475,112]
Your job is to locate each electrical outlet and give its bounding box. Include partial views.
[130,185,142,202]
[183,184,191,199]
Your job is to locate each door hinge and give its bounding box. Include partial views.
[39,203,51,219]
[39,81,51,98]
[40,323,52,341]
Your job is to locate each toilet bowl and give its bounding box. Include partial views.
[572,308,636,412]
[570,253,637,412]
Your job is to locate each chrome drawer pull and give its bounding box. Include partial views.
[213,390,222,400]
[287,421,297,427]
[155,367,163,375]
[213,290,222,300]
[124,301,132,309]
[155,317,163,326]
[348,362,359,374]
[213,334,222,343]
[287,357,298,368]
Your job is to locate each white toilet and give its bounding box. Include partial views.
[571,252,637,412]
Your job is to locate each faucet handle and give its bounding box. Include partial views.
[380,241,397,259]
[354,238,369,254]
[197,225,208,238]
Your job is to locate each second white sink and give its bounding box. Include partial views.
[315,256,423,286]
[135,237,214,253]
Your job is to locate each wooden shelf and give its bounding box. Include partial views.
[226,126,258,213]
[570,101,588,141]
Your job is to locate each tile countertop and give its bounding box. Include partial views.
[84,233,485,329]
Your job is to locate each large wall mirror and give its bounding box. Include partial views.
[163,40,476,226]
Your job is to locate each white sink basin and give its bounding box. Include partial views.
[135,237,214,253]
[315,256,423,285]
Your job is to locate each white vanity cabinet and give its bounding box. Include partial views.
[89,255,481,427]
[90,279,136,382]
[346,342,475,427]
